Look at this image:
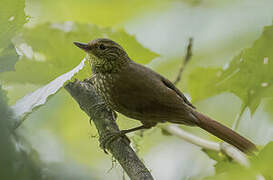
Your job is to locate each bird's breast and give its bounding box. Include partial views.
[93,72,145,120]
[93,73,119,109]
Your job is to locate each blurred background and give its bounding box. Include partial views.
[1,0,273,179]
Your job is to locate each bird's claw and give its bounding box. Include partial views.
[99,131,130,154]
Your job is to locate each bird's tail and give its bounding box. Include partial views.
[191,110,257,153]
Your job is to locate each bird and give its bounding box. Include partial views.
[73,38,257,153]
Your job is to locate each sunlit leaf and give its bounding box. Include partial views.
[204,142,273,180]
[251,141,273,178]
[27,0,169,27]
[11,58,86,122]
[4,22,157,125]
[0,0,26,72]
[264,98,273,118]
[187,25,273,115]
[0,23,158,85]
[202,149,228,162]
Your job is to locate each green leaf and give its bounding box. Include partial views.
[0,23,158,85]
[202,149,239,176]
[251,141,273,178]
[187,25,273,114]
[27,0,169,27]
[204,142,273,180]
[0,0,26,72]
[202,149,228,162]
[264,98,273,118]
[0,86,43,179]
[11,58,86,120]
[0,43,18,72]
[204,164,256,180]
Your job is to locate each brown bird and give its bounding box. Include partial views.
[74,38,256,153]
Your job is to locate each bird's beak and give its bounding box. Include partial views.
[73,42,90,51]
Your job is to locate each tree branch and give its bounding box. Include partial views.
[173,37,193,85]
[65,80,154,180]
[161,125,250,167]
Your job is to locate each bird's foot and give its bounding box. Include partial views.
[99,130,130,154]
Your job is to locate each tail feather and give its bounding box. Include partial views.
[191,110,257,153]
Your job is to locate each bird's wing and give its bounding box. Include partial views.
[159,76,195,109]
[110,62,196,124]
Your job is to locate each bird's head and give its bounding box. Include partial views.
[74,38,129,72]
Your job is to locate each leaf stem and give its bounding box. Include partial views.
[232,104,247,131]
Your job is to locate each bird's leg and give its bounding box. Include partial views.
[99,124,153,153]
[120,124,151,134]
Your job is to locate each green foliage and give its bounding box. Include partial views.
[187,25,273,114]
[0,2,44,178]
[251,142,273,179]
[0,43,18,73]
[204,142,273,180]
[0,86,42,180]
[265,98,273,117]
[0,0,272,179]
[0,86,98,180]
[202,149,229,163]
[27,0,169,27]
[0,0,26,72]
[0,23,157,85]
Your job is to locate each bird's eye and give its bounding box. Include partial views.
[99,44,106,50]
